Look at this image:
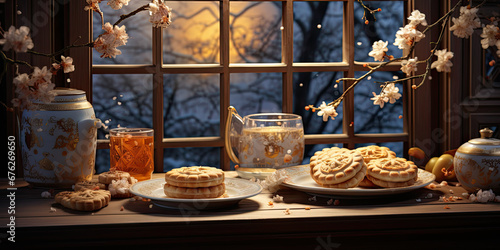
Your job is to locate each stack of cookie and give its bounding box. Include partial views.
[355,145,397,187]
[309,147,367,188]
[164,166,225,199]
[365,157,419,188]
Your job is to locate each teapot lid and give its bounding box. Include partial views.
[468,128,500,146]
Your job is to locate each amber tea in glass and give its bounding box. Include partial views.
[109,128,154,181]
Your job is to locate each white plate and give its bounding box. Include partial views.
[129,178,262,210]
[236,168,276,180]
[280,165,435,198]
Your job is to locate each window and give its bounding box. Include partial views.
[78,0,410,173]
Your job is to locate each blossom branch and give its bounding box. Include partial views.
[357,0,382,24]
[113,4,150,27]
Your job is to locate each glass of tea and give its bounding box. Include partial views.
[109,128,154,181]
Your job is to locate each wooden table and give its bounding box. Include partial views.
[1,172,500,249]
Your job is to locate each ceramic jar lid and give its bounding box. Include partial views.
[457,128,500,156]
[34,88,92,111]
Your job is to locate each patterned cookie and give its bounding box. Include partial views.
[165,166,224,188]
[55,189,111,211]
[358,177,378,188]
[366,174,417,188]
[310,147,355,170]
[74,180,107,191]
[319,162,367,189]
[310,151,365,185]
[98,170,131,185]
[164,183,226,199]
[355,145,396,164]
[366,157,418,183]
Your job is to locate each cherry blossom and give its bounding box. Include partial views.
[450,6,481,39]
[94,22,129,58]
[408,10,427,27]
[431,49,454,73]
[400,57,418,76]
[370,92,388,108]
[368,40,388,62]
[480,24,498,49]
[84,0,102,12]
[393,24,425,51]
[149,0,172,29]
[60,56,75,73]
[317,101,338,122]
[383,83,401,104]
[107,0,130,10]
[0,26,34,52]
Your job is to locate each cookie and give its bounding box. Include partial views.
[319,162,367,189]
[310,151,365,186]
[164,183,226,199]
[55,189,111,211]
[366,174,417,188]
[355,145,396,164]
[366,157,418,183]
[108,177,138,198]
[358,177,378,188]
[165,166,224,188]
[98,170,131,185]
[74,181,106,191]
[309,147,353,169]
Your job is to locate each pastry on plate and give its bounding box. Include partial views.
[365,157,419,188]
[310,150,366,189]
[355,145,396,164]
[164,166,226,199]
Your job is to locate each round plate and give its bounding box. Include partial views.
[236,167,276,180]
[129,178,262,210]
[280,165,435,198]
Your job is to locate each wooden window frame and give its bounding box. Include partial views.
[69,0,418,172]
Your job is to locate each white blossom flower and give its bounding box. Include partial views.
[408,10,427,26]
[431,49,454,73]
[84,0,102,12]
[393,24,425,51]
[30,66,52,86]
[94,22,129,58]
[480,24,499,49]
[383,83,402,104]
[149,0,172,29]
[0,26,34,52]
[107,0,130,10]
[400,57,418,76]
[368,40,388,62]
[370,92,388,108]
[450,6,481,39]
[60,56,75,73]
[260,170,288,193]
[317,101,338,122]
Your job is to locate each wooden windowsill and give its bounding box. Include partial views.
[1,172,499,248]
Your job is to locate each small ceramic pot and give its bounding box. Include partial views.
[454,128,500,193]
[20,88,100,187]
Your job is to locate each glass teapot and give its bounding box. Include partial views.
[224,106,305,170]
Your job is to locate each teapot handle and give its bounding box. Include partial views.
[225,106,241,164]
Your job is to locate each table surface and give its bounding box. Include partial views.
[1,172,500,249]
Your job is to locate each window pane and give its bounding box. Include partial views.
[353,71,404,134]
[93,74,154,135]
[354,1,404,62]
[230,1,282,63]
[96,149,110,174]
[293,1,343,62]
[164,74,220,138]
[355,142,404,158]
[92,2,152,64]
[164,147,220,171]
[163,1,220,64]
[294,71,343,135]
[230,73,282,115]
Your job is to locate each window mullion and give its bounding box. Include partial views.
[153,26,164,173]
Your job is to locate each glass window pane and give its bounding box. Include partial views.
[164,74,220,138]
[354,1,404,62]
[96,149,110,174]
[92,2,152,64]
[294,71,343,135]
[293,1,343,62]
[163,1,220,64]
[355,142,404,158]
[164,147,220,171]
[353,71,404,134]
[230,72,282,115]
[230,1,282,63]
[93,74,154,136]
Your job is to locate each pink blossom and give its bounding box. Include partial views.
[107,0,130,10]
[480,24,498,49]
[60,56,75,73]
[450,6,481,39]
[94,22,129,58]
[149,0,172,29]
[393,24,425,51]
[0,26,34,52]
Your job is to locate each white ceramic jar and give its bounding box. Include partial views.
[20,88,100,187]
[454,128,500,193]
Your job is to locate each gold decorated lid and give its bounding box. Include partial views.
[34,88,92,111]
[457,128,500,156]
